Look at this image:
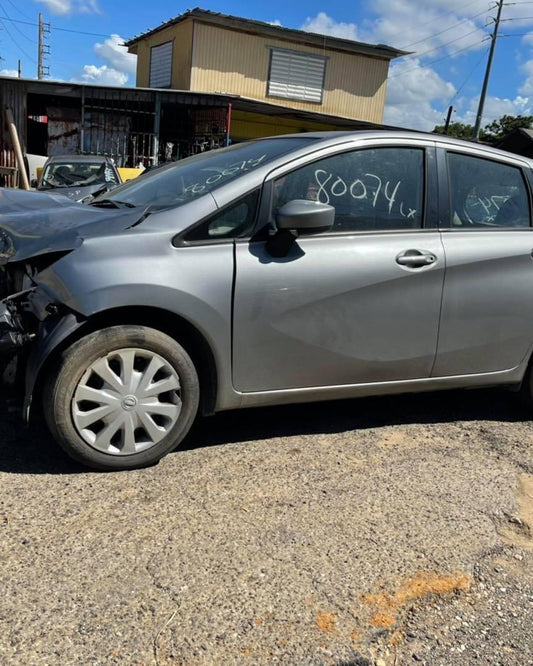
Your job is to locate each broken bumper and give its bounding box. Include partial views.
[0,300,33,353]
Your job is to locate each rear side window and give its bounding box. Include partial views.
[448,153,530,228]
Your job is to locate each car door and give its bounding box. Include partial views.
[433,146,533,377]
[233,141,446,392]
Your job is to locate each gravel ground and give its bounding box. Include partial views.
[0,388,531,665]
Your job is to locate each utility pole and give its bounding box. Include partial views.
[443,105,454,134]
[17,59,21,78]
[473,0,504,139]
[37,13,50,80]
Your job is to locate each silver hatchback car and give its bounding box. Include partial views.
[1,130,533,470]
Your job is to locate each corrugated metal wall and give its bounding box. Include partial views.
[190,23,389,123]
[0,80,27,187]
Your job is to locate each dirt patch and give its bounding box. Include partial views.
[361,572,472,629]
[315,612,337,634]
[499,474,533,550]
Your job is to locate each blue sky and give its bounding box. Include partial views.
[2,0,533,130]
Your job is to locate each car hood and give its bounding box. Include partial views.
[0,188,145,264]
[38,182,112,202]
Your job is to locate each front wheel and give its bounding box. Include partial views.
[43,325,199,470]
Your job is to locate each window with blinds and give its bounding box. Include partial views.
[149,41,173,88]
[267,48,327,104]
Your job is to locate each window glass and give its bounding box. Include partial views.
[40,161,119,189]
[150,41,172,88]
[272,147,424,232]
[184,190,259,241]
[448,153,530,228]
[268,48,326,103]
[92,137,314,212]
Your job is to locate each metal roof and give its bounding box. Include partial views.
[0,76,396,129]
[125,8,407,60]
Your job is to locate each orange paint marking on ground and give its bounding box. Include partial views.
[315,612,337,633]
[361,571,472,629]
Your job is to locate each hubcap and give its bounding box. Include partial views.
[72,348,182,456]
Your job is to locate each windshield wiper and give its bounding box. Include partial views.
[89,199,137,209]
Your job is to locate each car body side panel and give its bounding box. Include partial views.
[433,230,533,376]
[233,232,445,392]
[34,232,238,411]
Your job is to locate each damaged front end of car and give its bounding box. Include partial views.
[0,257,74,409]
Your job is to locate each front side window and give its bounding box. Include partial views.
[272,147,425,232]
[184,190,259,241]
[448,153,530,228]
[267,48,326,104]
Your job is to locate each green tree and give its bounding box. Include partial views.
[481,114,533,143]
[433,122,475,138]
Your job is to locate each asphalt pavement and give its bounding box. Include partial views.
[0,388,531,665]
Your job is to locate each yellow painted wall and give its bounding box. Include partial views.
[230,109,353,141]
[133,21,193,90]
[190,22,389,123]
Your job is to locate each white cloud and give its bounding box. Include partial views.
[457,95,533,127]
[75,64,128,86]
[73,32,135,88]
[0,69,19,77]
[361,0,489,55]
[520,60,533,95]
[384,58,455,130]
[386,58,455,105]
[94,34,136,74]
[299,3,533,131]
[36,0,99,15]
[301,12,358,41]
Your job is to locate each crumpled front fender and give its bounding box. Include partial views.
[23,310,86,421]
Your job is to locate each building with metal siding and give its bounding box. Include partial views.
[0,76,393,186]
[126,8,406,125]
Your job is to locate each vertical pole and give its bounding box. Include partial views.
[17,60,21,78]
[226,102,232,147]
[443,106,453,134]
[6,108,30,190]
[80,86,85,154]
[38,13,43,80]
[474,0,504,139]
[153,92,161,166]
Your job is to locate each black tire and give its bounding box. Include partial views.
[43,325,199,471]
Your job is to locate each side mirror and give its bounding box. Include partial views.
[276,199,334,234]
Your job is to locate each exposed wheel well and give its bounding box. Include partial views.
[33,306,218,420]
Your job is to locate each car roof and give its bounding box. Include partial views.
[45,154,114,164]
[260,129,530,163]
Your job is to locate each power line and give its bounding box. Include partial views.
[0,15,115,38]
[400,7,491,50]
[446,45,490,106]
[0,2,34,44]
[402,27,488,61]
[0,15,35,63]
[391,0,488,40]
[389,37,490,79]
[2,0,32,21]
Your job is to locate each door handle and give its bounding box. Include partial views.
[396,250,437,267]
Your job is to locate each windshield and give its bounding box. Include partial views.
[90,137,315,211]
[40,160,119,189]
